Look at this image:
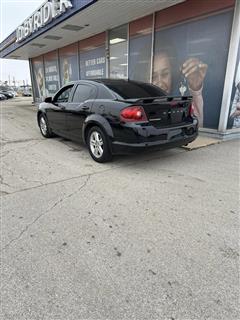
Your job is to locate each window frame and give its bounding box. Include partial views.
[70,83,97,103]
[53,84,74,103]
[109,23,129,79]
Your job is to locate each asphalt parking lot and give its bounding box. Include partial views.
[1,97,239,320]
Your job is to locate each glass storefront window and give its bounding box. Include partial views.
[228,42,240,129]
[109,25,128,79]
[153,10,233,129]
[32,56,45,101]
[79,32,106,80]
[44,50,60,96]
[59,43,79,86]
[129,15,153,82]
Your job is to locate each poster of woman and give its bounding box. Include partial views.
[59,43,78,85]
[152,10,233,129]
[32,57,46,100]
[153,50,207,127]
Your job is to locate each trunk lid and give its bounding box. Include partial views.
[132,96,192,127]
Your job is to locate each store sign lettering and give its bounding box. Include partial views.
[85,57,105,67]
[16,0,72,43]
[85,56,106,78]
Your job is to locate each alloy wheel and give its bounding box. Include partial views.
[40,116,48,136]
[89,131,104,158]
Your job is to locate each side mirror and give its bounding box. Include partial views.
[44,96,52,103]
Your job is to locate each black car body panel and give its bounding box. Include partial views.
[82,113,115,144]
[38,79,198,155]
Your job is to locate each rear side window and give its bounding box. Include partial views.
[72,84,96,103]
[104,82,166,99]
[96,86,114,99]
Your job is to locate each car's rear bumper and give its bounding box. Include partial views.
[111,120,198,154]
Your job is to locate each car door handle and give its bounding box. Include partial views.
[82,106,89,110]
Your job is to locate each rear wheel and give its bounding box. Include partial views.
[87,126,112,163]
[38,114,54,138]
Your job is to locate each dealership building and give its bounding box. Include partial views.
[1,0,240,138]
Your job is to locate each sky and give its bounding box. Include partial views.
[0,0,43,85]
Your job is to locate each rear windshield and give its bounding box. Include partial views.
[104,82,166,99]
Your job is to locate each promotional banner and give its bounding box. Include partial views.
[153,11,233,129]
[129,15,153,82]
[79,33,106,79]
[80,47,106,79]
[59,43,79,85]
[228,42,240,129]
[44,50,60,96]
[32,56,45,101]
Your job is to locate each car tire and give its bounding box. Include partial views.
[38,114,54,138]
[87,126,112,163]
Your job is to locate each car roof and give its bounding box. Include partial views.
[93,79,141,84]
[66,79,147,86]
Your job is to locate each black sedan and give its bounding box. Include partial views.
[0,86,14,99]
[0,93,7,100]
[37,79,198,162]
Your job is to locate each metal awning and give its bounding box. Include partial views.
[0,0,185,60]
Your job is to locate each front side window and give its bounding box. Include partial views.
[55,85,73,103]
[72,85,96,103]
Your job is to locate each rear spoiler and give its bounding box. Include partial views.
[133,95,192,104]
[116,95,192,104]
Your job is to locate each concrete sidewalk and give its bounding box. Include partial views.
[182,136,221,150]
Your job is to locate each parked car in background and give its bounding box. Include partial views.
[0,91,14,99]
[0,93,7,100]
[37,79,198,162]
[22,90,32,97]
[18,85,32,97]
[0,86,14,99]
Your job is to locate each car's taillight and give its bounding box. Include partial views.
[120,106,148,122]
[189,103,194,117]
